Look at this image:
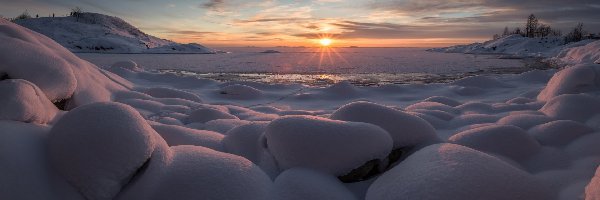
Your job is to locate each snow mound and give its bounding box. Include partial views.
[273,168,358,200]
[557,40,600,64]
[203,119,250,133]
[265,115,393,176]
[586,166,600,200]
[151,123,224,151]
[497,114,552,130]
[0,19,130,107]
[422,96,461,106]
[406,101,460,114]
[537,64,600,101]
[449,125,541,162]
[48,102,156,200]
[185,107,239,124]
[143,87,202,102]
[14,13,216,54]
[117,145,272,200]
[0,79,58,124]
[223,122,269,163]
[529,120,593,147]
[540,94,600,122]
[0,121,84,200]
[331,101,441,148]
[218,84,264,100]
[366,143,551,200]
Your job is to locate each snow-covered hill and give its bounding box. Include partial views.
[14,13,216,54]
[429,35,596,58]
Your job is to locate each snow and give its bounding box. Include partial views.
[0,18,130,108]
[150,123,224,151]
[0,79,58,124]
[529,120,594,147]
[142,87,203,102]
[449,125,541,162]
[185,107,239,124]
[330,101,441,149]
[14,13,216,54]
[586,166,600,200]
[365,143,552,200]
[556,40,600,65]
[116,145,272,200]
[2,17,600,200]
[272,168,358,200]
[429,34,595,58]
[47,102,157,200]
[265,115,393,176]
[537,64,600,101]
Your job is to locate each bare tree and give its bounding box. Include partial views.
[502,26,510,36]
[565,23,585,43]
[70,7,83,21]
[513,27,522,36]
[13,10,31,21]
[537,24,552,37]
[493,34,500,40]
[525,14,538,38]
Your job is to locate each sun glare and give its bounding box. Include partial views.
[319,38,332,46]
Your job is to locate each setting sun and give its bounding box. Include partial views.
[319,38,332,46]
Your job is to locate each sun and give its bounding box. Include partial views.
[319,38,332,46]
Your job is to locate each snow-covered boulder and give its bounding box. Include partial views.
[222,122,269,163]
[48,102,157,200]
[185,107,239,124]
[422,96,461,107]
[529,120,593,147]
[116,145,272,200]
[497,114,552,130]
[272,168,358,200]
[448,125,541,162]
[0,19,130,108]
[143,87,202,102]
[0,121,84,200]
[537,64,600,101]
[0,79,58,123]
[150,124,224,151]
[366,143,551,200]
[265,115,393,176]
[331,101,441,148]
[540,94,600,122]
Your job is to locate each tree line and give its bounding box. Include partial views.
[5,7,83,22]
[493,14,592,44]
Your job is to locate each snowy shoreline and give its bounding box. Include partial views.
[2,18,600,200]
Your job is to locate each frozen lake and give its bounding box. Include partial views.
[78,47,539,86]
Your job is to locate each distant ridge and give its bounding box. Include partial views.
[14,12,216,54]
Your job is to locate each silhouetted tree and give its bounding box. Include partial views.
[513,27,522,35]
[502,26,510,36]
[493,34,500,40]
[525,14,538,38]
[13,10,31,21]
[536,23,551,37]
[565,23,585,43]
[70,7,83,21]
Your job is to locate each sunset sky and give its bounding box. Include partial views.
[1,0,599,47]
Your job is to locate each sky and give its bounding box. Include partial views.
[1,0,599,47]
